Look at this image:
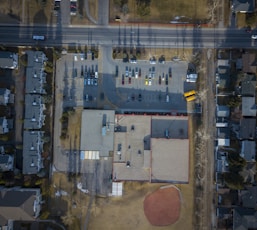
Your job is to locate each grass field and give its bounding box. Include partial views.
[0,0,55,24]
[110,0,209,23]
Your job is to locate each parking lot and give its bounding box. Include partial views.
[60,53,99,108]
[102,59,194,114]
[58,53,195,114]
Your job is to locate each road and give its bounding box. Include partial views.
[0,25,255,49]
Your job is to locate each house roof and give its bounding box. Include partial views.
[242,97,256,116]
[0,187,41,226]
[0,155,13,172]
[25,67,46,94]
[241,140,256,161]
[0,88,10,105]
[240,118,256,140]
[217,59,230,67]
[233,207,257,230]
[242,53,257,73]
[241,186,257,209]
[0,51,18,69]
[217,105,230,117]
[217,128,230,146]
[232,0,255,12]
[24,94,45,129]
[216,151,229,172]
[241,81,256,96]
[22,131,44,174]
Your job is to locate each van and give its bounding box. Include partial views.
[32,35,45,41]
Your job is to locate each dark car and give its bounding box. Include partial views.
[128,77,132,84]
[122,75,125,85]
[138,93,142,102]
[131,94,135,101]
[159,76,161,85]
[115,65,119,77]
[169,67,172,78]
[92,52,95,60]
[165,75,168,85]
[139,68,141,77]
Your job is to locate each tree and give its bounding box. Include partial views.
[224,172,244,190]
[228,152,246,173]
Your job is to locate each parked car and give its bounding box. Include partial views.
[169,67,172,78]
[138,93,142,101]
[128,77,132,84]
[159,76,161,85]
[138,68,141,77]
[122,75,125,85]
[165,75,168,85]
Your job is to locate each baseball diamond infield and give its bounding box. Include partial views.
[143,186,181,226]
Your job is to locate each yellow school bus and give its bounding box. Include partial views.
[184,90,196,98]
[186,95,196,102]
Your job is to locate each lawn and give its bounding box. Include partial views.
[110,0,209,23]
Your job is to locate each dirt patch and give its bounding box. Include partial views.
[144,186,181,226]
[113,47,193,63]
[60,107,82,150]
[50,172,90,230]
[110,0,209,23]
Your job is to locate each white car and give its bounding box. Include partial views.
[251,35,257,39]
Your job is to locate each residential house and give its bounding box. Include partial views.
[217,105,230,118]
[25,67,46,94]
[0,155,14,172]
[242,53,257,73]
[240,140,256,162]
[216,150,229,172]
[24,94,45,130]
[26,51,47,67]
[217,67,230,89]
[240,186,257,209]
[217,127,230,146]
[232,0,255,13]
[233,208,257,230]
[0,88,10,105]
[239,118,256,140]
[0,51,18,69]
[216,117,229,128]
[0,187,41,228]
[242,97,256,117]
[217,59,230,67]
[22,131,44,174]
[241,73,256,96]
[0,117,8,134]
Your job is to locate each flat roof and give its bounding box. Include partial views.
[151,138,189,183]
[80,110,115,157]
[151,115,188,139]
[113,114,189,182]
[113,115,151,181]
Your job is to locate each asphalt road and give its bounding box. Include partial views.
[0,25,255,49]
